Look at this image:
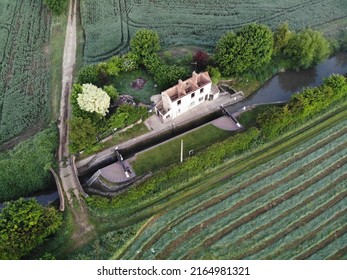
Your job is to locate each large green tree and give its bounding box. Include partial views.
[0,198,62,259]
[273,22,292,53]
[215,23,274,76]
[69,117,98,153]
[283,28,331,69]
[130,29,161,61]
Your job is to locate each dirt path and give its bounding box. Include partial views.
[57,0,95,245]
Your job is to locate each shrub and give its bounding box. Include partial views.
[0,126,58,202]
[0,198,62,259]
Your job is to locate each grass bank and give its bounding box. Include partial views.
[49,9,68,121]
[132,124,232,176]
[88,102,347,232]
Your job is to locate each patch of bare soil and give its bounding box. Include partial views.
[131,77,147,90]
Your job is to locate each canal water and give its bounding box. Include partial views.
[2,53,346,207]
[0,188,59,210]
[226,52,347,113]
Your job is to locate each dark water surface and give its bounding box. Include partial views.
[226,53,347,113]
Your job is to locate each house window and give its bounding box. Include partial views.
[199,97,203,102]
[191,92,195,98]
[177,100,181,105]
[166,115,170,119]
[190,101,195,107]
[200,88,204,93]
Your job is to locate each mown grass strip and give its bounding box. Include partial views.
[181,157,347,260]
[126,121,347,259]
[235,173,347,254]
[264,208,347,259]
[95,106,347,248]
[133,139,339,259]
[327,246,347,260]
[112,109,347,259]
[239,191,347,259]
[295,225,347,260]
[158,151,347,259]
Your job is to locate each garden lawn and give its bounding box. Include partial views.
[132,124,232,176]
[110,68,160,104]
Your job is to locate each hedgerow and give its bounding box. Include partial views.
[257,74,347,139]
[0,126,58,202]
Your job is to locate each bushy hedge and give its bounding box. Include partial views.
[0,126,58,202]
[257,74,347,139]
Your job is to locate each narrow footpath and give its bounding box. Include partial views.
[57,0,94,245]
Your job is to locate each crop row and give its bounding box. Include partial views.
[207,168,347,257]
[122,122,347,259]
[248,195,346,259]
[0,0,51,143]
[81,0,346,62]
[171,151,347,259]
[270,209,347,259]
[137,139,346,260]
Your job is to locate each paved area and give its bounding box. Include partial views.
[99,161,136,183]
[211,116,243,131]
[144,91,244,132]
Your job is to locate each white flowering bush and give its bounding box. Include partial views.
[77,84,110,116]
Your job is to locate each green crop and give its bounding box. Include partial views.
[80,0,346,63]
[0,0,51,144]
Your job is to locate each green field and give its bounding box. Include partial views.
[0,0,52,145]
[80,0,347,63]
[118,114,347,260]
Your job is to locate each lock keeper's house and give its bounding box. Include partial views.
[154,71,220,122]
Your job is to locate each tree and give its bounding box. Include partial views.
[43,0,67,15]
[121,52,139,72]
[130,29,161,61]
[215,23,274,76]
[77,64,101,85]
[0,198,62,259]
[283,28,331,69]
[103,85,119,102]
[193,50,210,71]
[77,84,110,117]
[273,22,292,53]
[207,66,221,84]
[69,117,98,153]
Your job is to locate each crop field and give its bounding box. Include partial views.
[0,0,51,145]
[80,0,347,62]
[119,117,347,260]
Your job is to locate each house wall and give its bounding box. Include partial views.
[162,82,212,122]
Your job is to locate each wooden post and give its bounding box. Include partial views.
[180,140,184,162]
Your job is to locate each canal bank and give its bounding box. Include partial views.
[77,53,347,191]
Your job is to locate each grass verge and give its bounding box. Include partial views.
[132,124,232,175]
[79,122,149,159]
[49,10,68,121]
[90,104,347,232]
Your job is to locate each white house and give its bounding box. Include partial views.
[154,71,220,122]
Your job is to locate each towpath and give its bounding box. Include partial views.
[57,0,94,245]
